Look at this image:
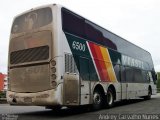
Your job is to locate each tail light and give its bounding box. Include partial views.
[50,59,57,88]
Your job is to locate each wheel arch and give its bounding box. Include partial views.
[93,84,105,95]
[92,83,106,98]
[107,84,116,100]
[148,85,152,95]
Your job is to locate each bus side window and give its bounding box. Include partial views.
[125,67,134,83]
[85,20,103,45]
[121,66,126,83]
[79,57,89,80]
[146,72,150,82]
[148,72,153,82]
[134,69,143,83]
[142,71,149,83]
[62,8,85,38]
[113,64,120,82]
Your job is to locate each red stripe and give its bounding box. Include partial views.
[93,44,110,82]
[88,42,110,82]
[88,42,104,80]
[93,44,107,82]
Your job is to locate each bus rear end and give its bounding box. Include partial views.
[7,5,60,106]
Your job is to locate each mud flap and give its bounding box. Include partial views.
[63,73,79,105]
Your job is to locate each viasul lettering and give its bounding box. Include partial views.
[122,55,144,69]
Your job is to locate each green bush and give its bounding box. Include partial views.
[157,72,160,92]
[0,91,6,98]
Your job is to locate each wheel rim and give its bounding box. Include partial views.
[107,91,113,105]
[93,92,101,105]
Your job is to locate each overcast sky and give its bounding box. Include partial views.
[1,0,160,73]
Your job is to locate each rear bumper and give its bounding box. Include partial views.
[7,89,59,106]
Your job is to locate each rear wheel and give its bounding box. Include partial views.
[92,90,104,110]
[106,88,115,108]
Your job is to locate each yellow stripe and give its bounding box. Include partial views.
[106,48,117,82]
[100,46,117,82]
[100,46,110,62]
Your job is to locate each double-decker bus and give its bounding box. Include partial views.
[7,4,157,110]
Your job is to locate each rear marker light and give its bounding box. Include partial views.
[51,81,57,87]
[51,60,56,66]
[51,74,57,80]
[51,67,56,73]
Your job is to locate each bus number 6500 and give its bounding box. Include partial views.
[72,41,85,52]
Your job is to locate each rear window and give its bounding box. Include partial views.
[11,7,52,33]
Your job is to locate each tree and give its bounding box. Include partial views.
[157,72,160,92]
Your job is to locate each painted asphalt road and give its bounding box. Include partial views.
[0,94,160,120]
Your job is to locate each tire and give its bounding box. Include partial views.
[144,88,152,100]
[92,90,104,110]
[106,88,115,108]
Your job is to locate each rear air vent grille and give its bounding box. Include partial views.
[10,46,49,64]
[65,54,78,73]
